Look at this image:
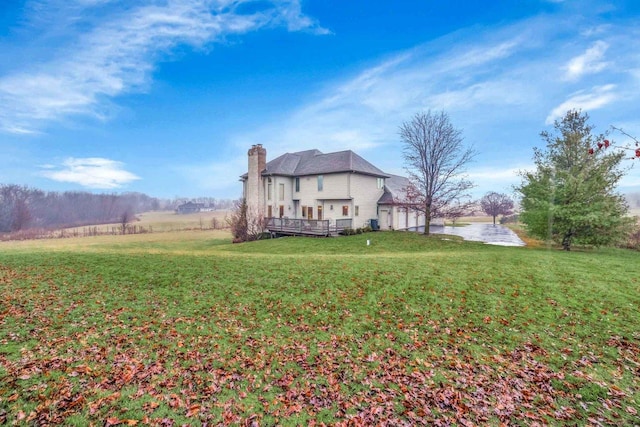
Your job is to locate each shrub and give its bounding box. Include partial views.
[620,223,640,250]
[500,214,519,224]
[227,199,266,242]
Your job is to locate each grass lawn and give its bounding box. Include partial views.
[0,230,638,425]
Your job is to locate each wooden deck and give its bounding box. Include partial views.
[265,218,353,237]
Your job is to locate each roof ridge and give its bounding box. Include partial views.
[250,147,389,178]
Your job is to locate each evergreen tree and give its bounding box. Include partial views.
[517,110,632,250]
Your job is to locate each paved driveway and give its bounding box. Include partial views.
[410,223,525,246]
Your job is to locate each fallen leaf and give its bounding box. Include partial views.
[186,404,201,417]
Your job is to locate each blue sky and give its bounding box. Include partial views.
[1,0,640,200]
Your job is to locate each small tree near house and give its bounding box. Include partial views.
[227,198,266,243]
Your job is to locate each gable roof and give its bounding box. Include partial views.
[245,148,389,178]
[378,174,413,205]
[263,149,321,176]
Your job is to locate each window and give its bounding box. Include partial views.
[317,205,323,220]
[342,205,349,216]
[295,177,300,192]
[267,205,272,218]
[301,206,307,218]
[377,177,385,189]
[279,205,284,218]
[307,207,313,219]
[279,183,285,201]
[317,175,323,191]
[355,206,359,216]
[267,178,273,200]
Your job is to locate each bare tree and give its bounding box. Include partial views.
[0,185,33,232]
[11,198,32,231]
[400,111,475,235]
[445,201,468,225]
[119,209,134,235]
[479,192,514,225]
[227,198,266,242]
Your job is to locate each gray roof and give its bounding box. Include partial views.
[378,174,413,204]
[261,149,389,178]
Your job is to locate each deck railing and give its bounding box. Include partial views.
[265,217,352,236]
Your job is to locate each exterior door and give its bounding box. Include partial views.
[317,205,323,220]
[379,209,389,229]
[398,208,407,230]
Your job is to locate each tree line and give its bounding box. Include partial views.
[0,185,156,232]
[0,185,236,233]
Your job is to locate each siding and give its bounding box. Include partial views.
[296,173,350,221]
[261,172,383,228]
[350,173,384,228]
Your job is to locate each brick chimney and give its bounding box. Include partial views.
[246,144,266,216]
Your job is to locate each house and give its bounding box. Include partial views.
[241,144,426,235]
[176,201,204,214]
[377,174,428,230]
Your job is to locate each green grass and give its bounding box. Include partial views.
[0,231,639,425]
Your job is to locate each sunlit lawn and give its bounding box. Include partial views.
[0,231,638,425]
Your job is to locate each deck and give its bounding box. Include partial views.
[265,217,353,237]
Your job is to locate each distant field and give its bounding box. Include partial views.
[134,210,231,232]
[61,210,231,235]
[444,214,492,225]
[0,230,638,425]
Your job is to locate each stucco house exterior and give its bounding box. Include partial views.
[377,174,427,230]
[240,144,426,234]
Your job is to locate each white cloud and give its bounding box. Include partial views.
[437,39,521,74]
[466,165,532,197]
[426,80,531,111]
[468,166,526,181]
[41,157,140,189]
[545,84,619,124]
[580,25,610,37]
[0,0,326,134]
[563,40,610,81]
[272,0,331,35]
